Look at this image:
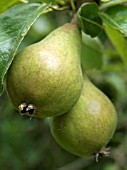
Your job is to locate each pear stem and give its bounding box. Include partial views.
[71,14,77,25]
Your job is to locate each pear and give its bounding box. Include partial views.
[6,23,83,118]
[50,77,117,158]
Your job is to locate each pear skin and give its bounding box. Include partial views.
[50,77,117,157]
[6,23,83,118]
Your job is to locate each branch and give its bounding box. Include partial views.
[57,157,94,170]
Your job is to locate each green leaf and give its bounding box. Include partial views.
[100,0,127,10]
[81,33,103,70]
[0,3,51,96]
[104,23,127,65]
[29,0,54,3]
[77,3,103,37]
[105,73,127,99]
[0,0,27,14]
[100,5,127,37]
[102,63,124,72]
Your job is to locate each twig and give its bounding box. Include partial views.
[70,0,76,11]
[57,157,94,170]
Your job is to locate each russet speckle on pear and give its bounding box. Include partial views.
[6,23,83,118]
[50,77,117,157]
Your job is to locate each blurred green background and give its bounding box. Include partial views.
[1,10,127,170]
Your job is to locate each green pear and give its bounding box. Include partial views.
[6,23,83,118]
[50,77,117,157]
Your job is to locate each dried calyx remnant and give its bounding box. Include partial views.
[18,103,36,119]
[95,147,110,162]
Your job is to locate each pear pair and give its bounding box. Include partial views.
[6,21,117,158]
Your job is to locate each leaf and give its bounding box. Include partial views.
[105,73,127,99]
[0,0,27,14]
[104,23,127,65]
[102,63,124,72]
[101,0,110,2]
[100,0,127,10]
[100,5,127,37]
[0,3,51,95]
[29,0,54,3]
[77,3,103,37]
[81,32,103,70]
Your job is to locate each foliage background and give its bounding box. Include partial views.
[0,1,127,170]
